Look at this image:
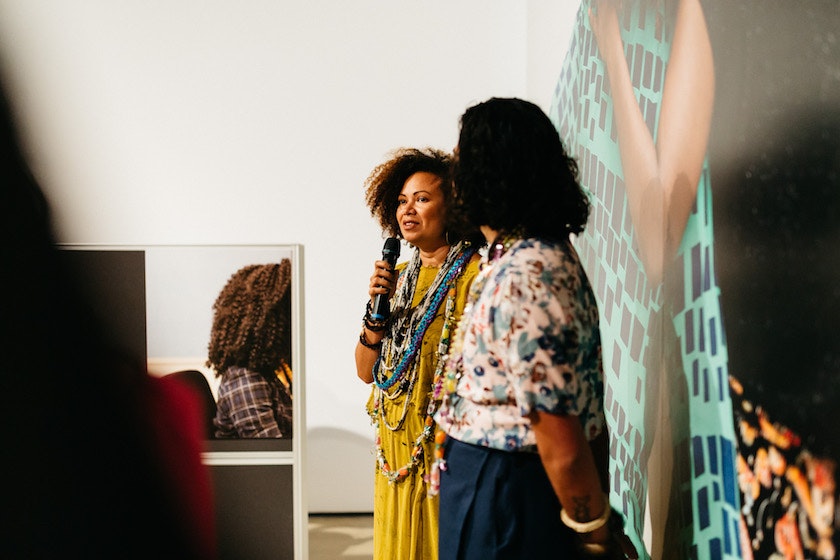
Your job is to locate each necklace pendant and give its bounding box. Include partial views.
[444,377,457,393]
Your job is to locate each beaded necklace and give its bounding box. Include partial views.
[427,232,521,495]
[372,243,473,391]
[370,241,476,484]
[431,232,519,403]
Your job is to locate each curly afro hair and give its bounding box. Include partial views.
[206,260,292,378]
[364,147,484,247]
[453,97,590,240]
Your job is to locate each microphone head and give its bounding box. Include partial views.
[382,237,400,261]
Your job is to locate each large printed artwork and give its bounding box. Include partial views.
[550,1,839,558]
[730,378,836,559]
[551,1,740,557]
[704,2,840,558]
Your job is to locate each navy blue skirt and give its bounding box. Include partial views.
[439,437,582,560]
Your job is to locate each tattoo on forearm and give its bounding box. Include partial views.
[572,495,592,521]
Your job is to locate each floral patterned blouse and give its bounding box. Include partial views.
[435,238,605,452]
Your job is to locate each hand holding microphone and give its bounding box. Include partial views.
[370,237,400,321]
[359,238,400,358]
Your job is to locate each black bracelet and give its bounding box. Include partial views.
[359,330,382,350]
[363,300,388,332]
[364,317,387,332]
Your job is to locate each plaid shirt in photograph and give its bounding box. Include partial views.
[214,366,292,438]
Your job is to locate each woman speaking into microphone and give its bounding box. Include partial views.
[354,147,483,560]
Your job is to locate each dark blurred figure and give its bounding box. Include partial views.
[0,78,216,558]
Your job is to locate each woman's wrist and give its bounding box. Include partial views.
[359,327,383,350]
[560,493,611,533]
[363,299,388,332]
[561,494,614,555]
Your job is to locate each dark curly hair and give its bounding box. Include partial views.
[206,260,292,379]
[364,147,484,246]
[453,97,590,240]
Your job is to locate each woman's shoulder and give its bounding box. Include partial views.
[498,239,586,290]
[457,251,482,284]
[511,238,577,266]
[222,366,270,385]
[465,251,482,272]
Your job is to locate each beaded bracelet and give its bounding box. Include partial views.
[560,494,611,533]
[364,317,387,332]
[363,300,388,332]
[359,330,382,350]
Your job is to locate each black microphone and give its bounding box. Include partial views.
[371,237,401,321]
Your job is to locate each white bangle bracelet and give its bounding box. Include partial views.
[560,494,611,533]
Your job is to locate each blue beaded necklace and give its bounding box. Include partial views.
[372,243,475,391]
[370,241,477,483]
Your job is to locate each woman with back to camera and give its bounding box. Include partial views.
[355,147,483,560]
[208,260,294,438]
[435,97,634,559]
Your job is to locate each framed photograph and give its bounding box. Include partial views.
[59,244,307,560]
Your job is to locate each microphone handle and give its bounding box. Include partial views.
[371,258,397,321]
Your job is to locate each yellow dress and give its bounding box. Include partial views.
[367,257,479,560]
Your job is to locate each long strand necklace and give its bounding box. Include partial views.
[371,242,476,484]
[427,232,521,495]
[431,232,519,407]
[373,244,473,391]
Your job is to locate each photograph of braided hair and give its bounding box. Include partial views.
[207,259,294,438]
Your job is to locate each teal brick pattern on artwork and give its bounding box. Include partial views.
[549,2,741,559]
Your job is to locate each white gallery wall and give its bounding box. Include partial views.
[0,0,577,511]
